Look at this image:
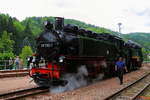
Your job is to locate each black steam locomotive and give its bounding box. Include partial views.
[29,17,143,87]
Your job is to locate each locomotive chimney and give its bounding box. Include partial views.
[55,17,64,30]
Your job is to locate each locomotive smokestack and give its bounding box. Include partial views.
[55,17,64,30]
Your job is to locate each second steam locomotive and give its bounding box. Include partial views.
[29,17,143,87]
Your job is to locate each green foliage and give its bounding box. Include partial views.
[12,20,25,55]
[0,31,14,53]
[0,14,23,54]
[64,19,121,36]
[123,33,150,50]
[142,48,150,61]
[23,21,36,47]
[0,52,15,60]
[0,14,10,36]
[0,52,15,70]
[13,20,24,33]
[21,17,55,35]
[19,46,33,63]
[0,39,3,51]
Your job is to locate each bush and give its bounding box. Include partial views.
[0,52,15,70]
[19,46,33,65]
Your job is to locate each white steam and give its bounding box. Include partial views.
[50,65,88,93]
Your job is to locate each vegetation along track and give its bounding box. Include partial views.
[105,72,150,100]
[0,87,49,100]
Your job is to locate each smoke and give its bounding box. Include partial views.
[92,60,106,82]
[50,65,88,93]
[93,73,104,82]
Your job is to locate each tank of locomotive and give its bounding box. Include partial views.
[36,25,80,61]
[36,30,60,60]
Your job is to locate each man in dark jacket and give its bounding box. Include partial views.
[27,56,33,69]
[115,57,128,85]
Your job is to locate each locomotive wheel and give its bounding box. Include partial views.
[34,79,50,87]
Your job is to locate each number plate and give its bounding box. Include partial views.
[40,43,53,47]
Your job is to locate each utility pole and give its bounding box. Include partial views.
[118,23,122,33]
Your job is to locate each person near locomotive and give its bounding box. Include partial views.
[115,57,128,85]
[14,56,20,69]
[27,56,33,69]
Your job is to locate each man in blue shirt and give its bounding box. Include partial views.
[115,57,128,85]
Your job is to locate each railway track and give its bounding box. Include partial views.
[0,69,29,78]
[0,69,29,73]
[133,84,150,100]
[104,72,150,100]
[0,87,49,100]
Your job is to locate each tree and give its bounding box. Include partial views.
[12,20,25,55]
[0,31,14,53]
[0,38,4,52]
[0,14,9,36]
[19,46,33,63]
[23,21,36,50]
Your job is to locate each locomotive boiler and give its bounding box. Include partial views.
[29,17,143,87]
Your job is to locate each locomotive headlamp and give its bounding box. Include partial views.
[59,56,65,63]
[59,58,63,63]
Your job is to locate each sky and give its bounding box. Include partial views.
[0,0,150,33]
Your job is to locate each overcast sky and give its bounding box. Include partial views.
[0,0,150,33]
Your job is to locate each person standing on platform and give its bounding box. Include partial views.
[14,56,20,69]
[19,58,23,69]
[115,57,128,85]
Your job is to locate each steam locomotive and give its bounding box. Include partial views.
[29,17,143,87]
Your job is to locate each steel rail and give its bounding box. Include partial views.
[132,83,150,100]
[0,69,29,73]
[0,87,49,100]
[104,72,150,100]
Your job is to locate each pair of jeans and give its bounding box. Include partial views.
[117,70,124,84]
